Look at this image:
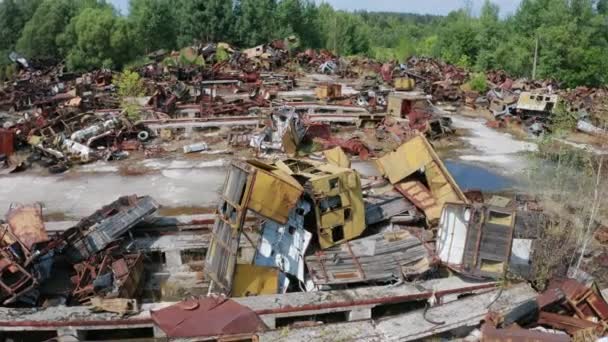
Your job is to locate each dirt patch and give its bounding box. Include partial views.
[118,163,155,176]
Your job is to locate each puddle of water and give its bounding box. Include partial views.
[450,115,537,171]
[445,160,514,192]
[353,159,513,192]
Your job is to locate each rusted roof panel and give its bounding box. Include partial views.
[151,297,267,338]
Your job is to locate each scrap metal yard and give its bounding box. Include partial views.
[0,37,607,342]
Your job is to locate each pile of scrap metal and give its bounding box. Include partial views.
[403,57,468,101]
[479,277,608,341]
[204,134,468,297]
[24,110,145,172]
[1,40,470,177]
[204,157,369,295]
[384,91,453,139]
[0,195,158,308]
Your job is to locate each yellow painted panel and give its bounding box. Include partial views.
[394,77,415,91]
[480,260,505,273]
[232,264,279,297]
[248,168,303,224]
[320,210,344,228]
[375,135,433,184]
[324,147,351,168]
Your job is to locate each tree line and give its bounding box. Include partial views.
[0,0,607,88]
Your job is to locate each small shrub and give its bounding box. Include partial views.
[466,72,488,93]
[115,70,146,98]
[114,70,146,122]
[215,46,230,62]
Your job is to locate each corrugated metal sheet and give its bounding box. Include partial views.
[306,230,434,285]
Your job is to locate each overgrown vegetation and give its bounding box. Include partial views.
[551,102,578,133]
[0,0,607,87]
[526,132,607,288]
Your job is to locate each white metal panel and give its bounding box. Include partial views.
[254,200,312,293]
[509,238,533,278]
[436,204,469,266]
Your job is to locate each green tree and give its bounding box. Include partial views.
[176,0,235,46]
[474,0,501,70]
[129,0,177,53]
[275,0,320,48]
[235,0,276,46]
[599,0,608,14]
[0,0,42,64]
[437,10,478,65]
[60,7,133,71]
[15,0,98,60]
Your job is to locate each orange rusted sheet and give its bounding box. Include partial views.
[5,203,48,251]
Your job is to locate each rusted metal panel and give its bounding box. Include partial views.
[5,203,48,251]
[318,137,370,160]
[553,278,608,322]
[536,288,565,309]
[0,129,14,156]
[481,323,570,342]
[71,252,144,303]
[538,311,600,335]
[315,83,342,99]
[113,253,144,299]
[395,181,440,221]
[151,297,267,338]
[0,255,37,305]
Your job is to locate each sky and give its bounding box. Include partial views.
[110,0,522,17]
